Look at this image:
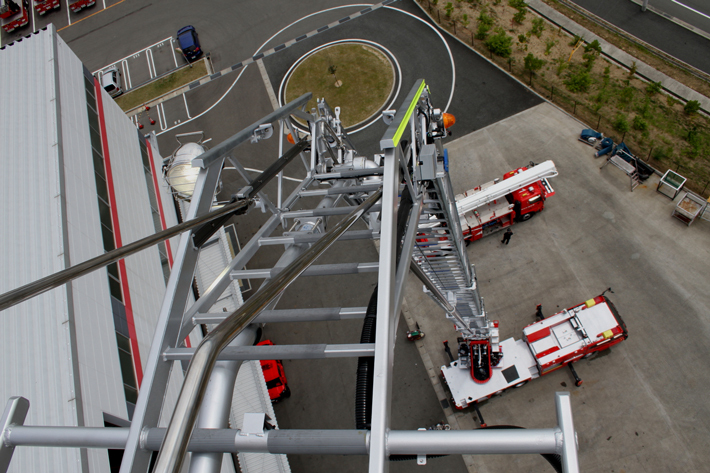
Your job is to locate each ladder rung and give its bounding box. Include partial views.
[231,262,379,279]
[164,343,375,361]
[193,307,368,325]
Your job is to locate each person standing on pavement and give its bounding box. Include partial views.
[501,228,513,245]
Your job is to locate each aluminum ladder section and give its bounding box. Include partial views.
[401,117,488,338]
[0,82,580,473]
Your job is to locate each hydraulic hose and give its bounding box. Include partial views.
[355,185,413,430]
[355,286,379,430]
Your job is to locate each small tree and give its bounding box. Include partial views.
[513,9,526,23]
[632,115,648,132]
[646,81,662,95]
[485,28,513,58]
[613,114,629,134]
[476,11,494,40]
[684,100,701,115]
[564,69,591,93]
[531,18,545,38]
[524,53,545,81]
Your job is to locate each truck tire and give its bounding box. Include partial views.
[521,212,534,221]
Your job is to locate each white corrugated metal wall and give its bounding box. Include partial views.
[0,27,84,472]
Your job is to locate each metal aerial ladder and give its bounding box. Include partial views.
[0,80,580,473]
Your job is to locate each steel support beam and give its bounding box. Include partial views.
[230,262,378,279]
[164,343,375,361]
[193,307,368,325]
[258,229,376,246]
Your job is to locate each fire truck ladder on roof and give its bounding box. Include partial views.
[0,80,580,473]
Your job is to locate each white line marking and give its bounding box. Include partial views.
[92,36,173,74]
[157,3,451,136]
[122,59,132,89]
[170,39,178,68]
[671,0,710,20]
[277,38,403,134]
[146,48,155,78]
[182,93,191,119]
[158,103,167,130]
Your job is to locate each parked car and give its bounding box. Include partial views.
[257,340,290,402]
[100,66,122,98]
[176,25,203,62]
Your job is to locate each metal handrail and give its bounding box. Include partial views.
[0,199,250,313]
[152,188,383,473]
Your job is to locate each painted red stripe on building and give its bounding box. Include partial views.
[526,326,551,343]
[94,78,144,386]
[145,142,174,267]
[144,141,191,349]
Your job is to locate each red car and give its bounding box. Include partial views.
[257,340,290,402]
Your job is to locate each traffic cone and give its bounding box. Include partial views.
[149,117,156,125]
[138,122,144,129]
[145,104,150,111]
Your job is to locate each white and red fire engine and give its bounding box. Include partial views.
[68,0,94,13]
[34,0,60,16]
[442,293,628,410]
[456,160,557,242]
[1,0,28,33]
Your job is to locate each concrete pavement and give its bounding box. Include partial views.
[402,101,710,472]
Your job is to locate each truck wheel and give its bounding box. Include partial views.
[521,212,534,221]
[282,386,291,398]
[513,380,528,388]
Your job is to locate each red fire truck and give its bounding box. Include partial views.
[69,0,94,13]
[34,0,60,15]
[1,0,29,33]
[457,160,557,243]
[441,292,628,410]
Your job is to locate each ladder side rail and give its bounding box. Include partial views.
[176,175,313,342]
[119,159,225,473]
[151,189,383,473]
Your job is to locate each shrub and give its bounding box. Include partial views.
[628,61,638,78]
[513,9,526,23]
[445,2,453,17]
[524,53,545,77]
[518,33,527,43]
[632,116,648,131]
[568,34,582,47]
[619,86,635,105]
[684,100,701,115]
[584,40,602,55]
[462,13,469,26]
[564,69,592,93]
[508,0,527,8]
[612,114,629,133]
[544,38,557,55]
[555,57,569,76]
[485,29,514,58]
[476,11,494,39]
[531,18,545,38]
[646,81,662,95]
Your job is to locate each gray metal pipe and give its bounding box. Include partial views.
[152,188,383,473]
[4,427,561,455]
[0,198,249,313]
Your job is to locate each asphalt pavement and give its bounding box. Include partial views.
[569,0,710,75]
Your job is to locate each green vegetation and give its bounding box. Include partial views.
[524,53,545,79]
[476,10,495,40]
[485,29,513,58]
[284,43,394,128]
[684,100,701,115]
[530,18,545,38]
[613,114,629,133]
[114,61,208,112]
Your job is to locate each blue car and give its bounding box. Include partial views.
[177,26,203,62]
